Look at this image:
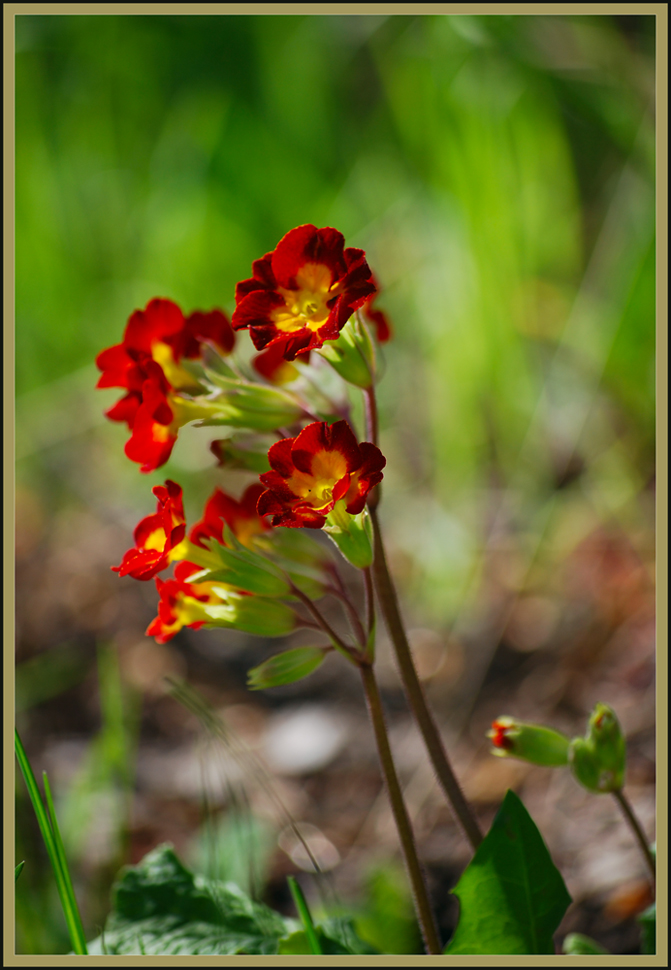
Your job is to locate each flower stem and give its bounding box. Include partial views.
[287,580,358,662]
[359,663,442,955]
[612,788,656,888]
[363,385,379,446]
[369,506,483,851]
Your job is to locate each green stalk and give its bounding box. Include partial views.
[287,875,322,955]
[360,663,442,955]
[613,789,656,888]
[14,730,88,954]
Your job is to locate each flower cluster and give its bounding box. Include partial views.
[97,298,235,472]
[100,224,391,646]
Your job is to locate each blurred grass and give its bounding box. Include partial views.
[14,12,656,955]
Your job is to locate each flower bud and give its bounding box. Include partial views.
[568,703,625,793]
[488,716,570,767]
[199,375,304,432]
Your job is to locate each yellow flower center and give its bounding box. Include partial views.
[273,263,341,334]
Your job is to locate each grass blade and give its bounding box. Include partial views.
[14,729,88,954]
[15,861,25,882]
[42,771,88,954]
[287,875,322,955]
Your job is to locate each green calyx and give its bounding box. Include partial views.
[488,717,571,768]
[568,703,626,793]
[317,316,375,389]
[323,501,374,568]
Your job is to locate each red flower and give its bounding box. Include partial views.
[232,225,376,361]
[257,420,385,528]
[96,299,235,472]
[146,566,219,643]
[189,484,271,549]
[112,480,186,580]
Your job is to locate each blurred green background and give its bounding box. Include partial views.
[15,13,656,955]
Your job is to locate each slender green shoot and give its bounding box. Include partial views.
[15,861,25,883]
[42,771,88,951]
[14,729,88,954]
[287,875,322,955]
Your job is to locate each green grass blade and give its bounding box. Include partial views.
[15,861,25,882]
[287,875,322,955]
[14,729,88,954]
[42,772,88,954]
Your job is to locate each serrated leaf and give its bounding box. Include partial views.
[247,647,327,690]
[562,932,609,954]
[86,844,293,955]
[445,790,571,955]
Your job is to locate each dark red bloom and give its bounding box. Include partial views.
[257,420,385,528]
[112,480,186,580]
[96,299,235,472]
[189,484,271,549]
[232,225,376,360]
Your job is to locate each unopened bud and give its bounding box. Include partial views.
[317,317,375,389]
[488,716,570,767]
[569,703,625,793]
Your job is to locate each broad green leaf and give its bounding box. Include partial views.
[562,932,609,954]
[87,844,376,956]
[638,902,655,955]
[445,790,571,954]
[247,647,327,690]
[87,844,291,955]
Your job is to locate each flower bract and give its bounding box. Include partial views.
[257,419,385,529]
[232,225,376,360]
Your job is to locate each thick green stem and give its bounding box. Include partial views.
[613,788,656,889]
[370,506,483,851]
[360,664,442,955]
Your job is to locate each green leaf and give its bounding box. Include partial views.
[247,647,327,690]
[445,790,571,954]
[87,844,293,955]
[278,918,378,955]
[638,902,655,955]
[15,861,25,882]
[562,932,609,954]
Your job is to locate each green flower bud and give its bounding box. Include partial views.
[323,501,374,568]
[317,317,375,388]
[568,703,626,793]
[488,716,570,767]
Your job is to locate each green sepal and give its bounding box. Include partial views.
[211,435,273,473]
[324,503,374,569]
[489,716,570,767]
[248,646,329,690]
[568,703,626,793]
[202,594,297,638]
[317,317,375,389]
[198,373,303,432]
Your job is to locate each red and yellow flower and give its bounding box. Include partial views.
[257,420,385,529]
[96,298,235,472]
[232,225,376,361]
[112,480,187,580]
[189,483,271,549]
[146,561,222,643]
